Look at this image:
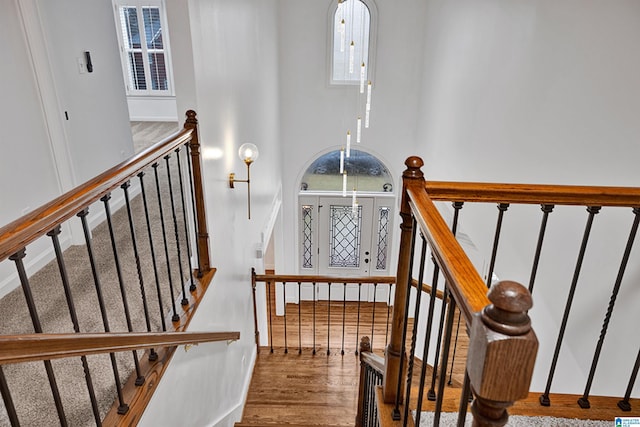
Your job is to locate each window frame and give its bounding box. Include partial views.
[113,0,175,97]
[327,0,378,86]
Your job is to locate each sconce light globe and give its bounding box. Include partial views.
[238,143,259,164]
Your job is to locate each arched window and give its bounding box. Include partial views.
[329,0,376,85]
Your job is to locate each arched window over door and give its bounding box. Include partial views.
[298,149,394,285]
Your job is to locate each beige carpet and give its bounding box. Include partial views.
[0,122,190,426]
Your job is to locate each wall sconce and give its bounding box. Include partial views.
[229,143,259,219]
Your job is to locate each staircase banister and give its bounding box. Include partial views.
[254,273,396,284]
[411,278,445,301]
[407,186,489,323]
[0,331,239,365]
[0,125,194,262]
[425,180,640,207]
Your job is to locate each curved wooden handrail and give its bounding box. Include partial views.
[361,351,385,374]
[408,186,489,324]
[411,279,445,301]
[0,127,193,262]
[254,274,396,284]
[0,331,239,365]
[426,181,640,207]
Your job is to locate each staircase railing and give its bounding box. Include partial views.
[0,110,227,426]
[366,156,640,427]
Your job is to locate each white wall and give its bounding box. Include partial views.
[277,0,428,275]
[127,96,178,122]
[140,1,282,425]
[415,0,640,397]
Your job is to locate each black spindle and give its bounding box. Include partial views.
[185,141,203,277]
[164,155,189,306]
[313,282,317,355]
[529,204,555,294]
[267,279,273,353]
[486,203,509,288]
[434,290,457,426]
[0,366,19,426]
[327,282,332,356]
[385,283,392,350]
[447,201,464,385]
[10,249,68,426]
[101,194,145,386]
[175,147,197,292]
[137,172,167,332]
[341,282,346,356]
[540,206,601,406]
[428,260,446,402]
[77,209,129,414]
[47,226,101,424]
[298,282,302,355]
[456,373,473,427]
[618,346,640,411]
[122,181,157,361]
[355,282,362,355]
[283,282,288,354]
[403,234,428,425]
[371,283,377,347]
[152,163,180,322]
[578,207,640,408]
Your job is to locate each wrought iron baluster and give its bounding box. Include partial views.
[283,282,288,354]
[9,249,67,426]
[355,282,362,355]
[428,260,446,402]
[164,155,188,306]
[298,281,302,355]
[184,141,203,277]
[371,283,377,347]
[175,147,197,292]
[122,181,157,361]
[447,201,464,385]
[137,171,166,332]
[392,217,417,421]
[578,207,640,408]
[77,209,129,414]
[486,203,510,288]
[327,282,332,356]
[267,278,274,353]
[312,282,316,355]
[152,162,180,323]
[529,204,555,294]
[0,366,19,426]
[47,226,100,424]
[618,346,640,411]
[434,289,457,426]
[540,206,601,406]
[385,283,392,350]
[456,373,473,427]
[342,282,347,356]
[403,234,428,424]
[101,194,145,386]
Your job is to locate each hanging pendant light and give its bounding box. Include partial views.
[360,62,366,93]
[356,117,362,143]
[340,147,345,173]
[346,131,351,157]
[342,172,347,197]
[340,19,346,52]
[349,41,355,73]
[352,188,358,217]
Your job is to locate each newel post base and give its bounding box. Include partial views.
[467,281,539,427]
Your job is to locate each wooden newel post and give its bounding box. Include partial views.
[467,280,539,427]
[383,156,425,403]
[184,110,211,275]
[356,336,372,427]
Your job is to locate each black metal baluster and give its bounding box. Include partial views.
[164,155,189,306]
[618,346,640,411]
[122,181,157,362]
[47,226,100,425]
[371,283,377,347]
[385,283,392,350]
[392,217,417,421]
[298,282,302,355]
[448,316,462,386]
[540,206,601,406]
[175,147,197,292]
[434,289,457,427]
[355,282,362,355]
[327,282,332,356]
[486,203,510,288]
[578,207,640,408]
[9,249,68,426]
[101,194,145,386]
[428,260,446,401]
[184,142,203,277]
[267,279,274,354]
[341,282,347,356]
[77,209,129,415]
[137,172,167,332]
[312,282,317,355]
[403,234,428,425]
[456,373,473,427]
[0,366,19,426]
[283,282,288,354]
[529,204,555,294]
[446,201,464,385]
[152,163,180,323]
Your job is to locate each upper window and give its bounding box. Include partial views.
[114,0,173,96]
[330,0,376,85]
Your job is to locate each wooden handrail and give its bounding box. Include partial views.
[426,181,640,207]
[254,273,395,284]
[0,127,192,262]
[0,331,239,365]
[411,279,445,301]
[408,187,489,324]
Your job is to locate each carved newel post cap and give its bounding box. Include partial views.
[482,280,533,336]
[359,336,371,354]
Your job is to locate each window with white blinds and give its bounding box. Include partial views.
[114,1,173,96]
